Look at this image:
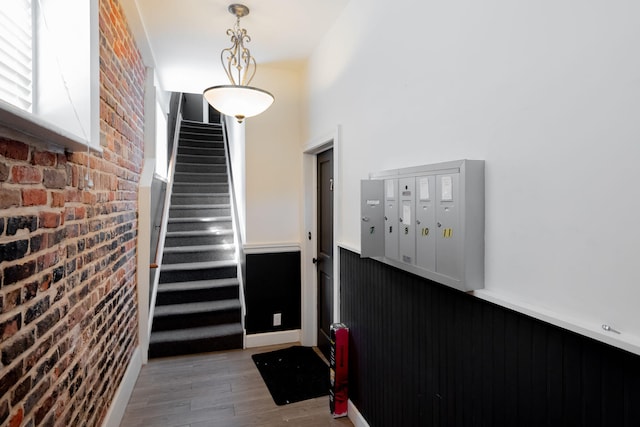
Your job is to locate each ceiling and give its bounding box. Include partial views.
[122,0,350,94]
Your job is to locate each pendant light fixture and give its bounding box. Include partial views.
[203,4,274,123]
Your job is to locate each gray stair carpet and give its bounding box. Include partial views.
[150,119,243,359]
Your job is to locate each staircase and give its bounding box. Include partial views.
[149,119,243,359]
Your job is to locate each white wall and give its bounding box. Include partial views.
[307,0,640,348]
[245,61,305,246]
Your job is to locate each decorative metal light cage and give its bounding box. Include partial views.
[203,4,274,123]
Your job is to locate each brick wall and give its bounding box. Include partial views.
[0,0,145,426]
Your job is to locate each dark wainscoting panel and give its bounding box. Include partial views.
[245,251,301,334]
[340,248,640,427]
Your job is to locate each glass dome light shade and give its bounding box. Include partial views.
[203,85,274,123]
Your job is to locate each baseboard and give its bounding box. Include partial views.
[243,243,301,254]
[101,347,142,427]
[348,399,370,427]
[244,329,301,348]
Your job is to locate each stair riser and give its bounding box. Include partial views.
[179,139,224,148]
[158,266,237,283]
[152,308,241,332]
[173,183,229,193]
[156,286,239,306]
[171,195,230,205]
[179,147,226,157]
[181,129,223,136]
[149,334,242,359]
[166,221,232,232]
[162,250,235,264]
[164,234,234,247]
[180,132,223,141]
[174,164,226,174]
[169,208,231,218]
[174,173,228,183]
[176,155,226,165]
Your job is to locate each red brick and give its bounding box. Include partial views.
[12,165,42,184]
[40,212,61,228]
[37,251,59,272]
[32,151,57,166]
[0,189,21,208]
[75,206,86,219]
[39,275,52,292]
[3,290,19,313]
[43,169,66,189]
[65,188,81,203]
[67,163,79,187]
[22,189,47,206]
[64,207,75,220]
[0,313,21,342]
[68,306,85,328]
[9,407,23,427]
[0,138,29,160]
[83,192,95,204]
[51,191,65,207]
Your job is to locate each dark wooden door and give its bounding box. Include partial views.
[316,148,334,359]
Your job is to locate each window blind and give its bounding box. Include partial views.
[0,0,33,112]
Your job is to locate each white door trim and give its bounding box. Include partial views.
[301,125,341,346]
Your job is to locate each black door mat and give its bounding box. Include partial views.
[251,345,329,406]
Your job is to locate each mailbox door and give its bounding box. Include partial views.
[360,180,384,258]
[416,175,436,272]
[435,173,461,280]
[398,178,416,265]
[384,179,399,260]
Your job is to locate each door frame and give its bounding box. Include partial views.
[301,125,341,346]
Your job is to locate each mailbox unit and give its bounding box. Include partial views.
[361,159,484,292]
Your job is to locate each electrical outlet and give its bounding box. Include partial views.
[273,313,282,326]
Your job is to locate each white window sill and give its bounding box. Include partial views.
[0,101,101,154]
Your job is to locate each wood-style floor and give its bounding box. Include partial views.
[120,344,354,427]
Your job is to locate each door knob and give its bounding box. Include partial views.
[312,258,318,264]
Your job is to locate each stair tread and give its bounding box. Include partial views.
[160,260,237,271]
[174,180,229,186]
[163,243,234,253]
[180,131,222,135]
[178,136,221,139]
[180,130,222,134]
[171,198,229,203]
[172,192,229,197]
[174,164,228,169]
[168,216,232,223]
[154,299,241,317]
[166,229,233,237]
[176,154,225,158]
[175,171,226,175]
[182,120,221,126]
[172,181,227,186]
[170,204,230,209]
[149,323,242,344]
[158,277,239,292]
